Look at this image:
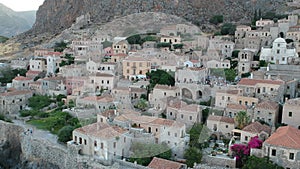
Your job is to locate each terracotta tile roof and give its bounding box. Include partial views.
[13,76,32,81]
[256,101,278,110]
[181,104,199,112]
[238,78,284,86]
[148,157,185,169]
[207,115,235,124]
[242,122,271,134]
[26,70,42,75]
[1,90,32,97]
[264,126,300,149]
[82,95,114,102]
[168,100,186,109]
[226,103,247,110]
[95,72,114,77]
[75,123,127,139]
[151,118,175,126]
[285,98,300,106]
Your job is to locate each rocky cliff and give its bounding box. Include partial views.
[29,0,291,35]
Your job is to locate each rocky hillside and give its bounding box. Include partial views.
[0,3,36,37]
[28,0,292,36]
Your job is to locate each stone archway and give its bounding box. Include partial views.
[196,90,203,99]
[182,88,193,100]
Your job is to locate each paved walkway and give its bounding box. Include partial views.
[12,119,61,146]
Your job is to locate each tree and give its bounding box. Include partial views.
[126,34,142,45]
[54,41,68,52]
[184,147,202,167]
[134,99,148,111]
[221,23,236,35]
[129,142,172,166]
[146,69,175,91]
[225,69,237,82]
[157,42,171,48]
[173,44,183,49]
[235,111,250,129]
[28,95,53,110]
[57,125,75,143]
[231,50,240,58]
[243,156,284,169]
[209,15,224,25]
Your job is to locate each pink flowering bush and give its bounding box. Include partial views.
[230,136,263,166]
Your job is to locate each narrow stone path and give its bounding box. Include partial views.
[12,119,62,146]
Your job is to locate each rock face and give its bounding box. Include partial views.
[30,0,290,35]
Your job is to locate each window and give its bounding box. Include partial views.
[101,143,104,149]
[94,141,97,147]
[245,136,248,141]
[168,132,170,136]
[289,153,294,160]
[170,112,172,116]
[124,137,126,143]
[271,149,276,156]
[181,114,184,119]
[84,139,87,145]
[79,137,82,144]
[75,136,77,142]
[277,49,280,54]
[289,112,293,117]
[164,92,166,96]
[174,133,177,137]
[113,142,116,148]
[189,116,192,120]
[226,125,228,128]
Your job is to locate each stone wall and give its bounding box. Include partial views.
[202,155,236,168]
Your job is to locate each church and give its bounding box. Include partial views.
[260,38,298,64]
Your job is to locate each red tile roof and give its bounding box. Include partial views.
[256,101,278,110]
[265,126,300,149]
[238,78,284,86]
[1,90,32,97]
[148,157,185,169]
[226,103,247,110]
[207,115,235,124]
[13,76,32,81]
[75,123,127,139]
[242,122,271,134]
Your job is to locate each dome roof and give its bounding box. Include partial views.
[273,38,286,43]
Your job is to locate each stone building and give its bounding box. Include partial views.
[263,126,300,169]
[0,90,33,115]
[238,49,255,75]
[225,103,248,118]
[233,122,271,143]
[72,122,130,161]
[207,59,230,69]
[76,95,115,112]
[114,113,188,158]
[149,84,180,111]
[253,101,279,127]
[282,98,300,129]
[237,78,285,103]
[166,100,202,129]
[12,76,33,90]
[206,115,235,137]
[260,38,298,65]
[122,56,151,80]
[256,18,274,28]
